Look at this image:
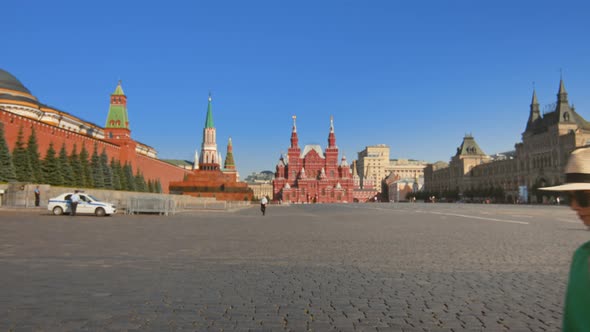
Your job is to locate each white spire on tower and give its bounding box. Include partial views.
[193,150,199,170]
[330,115,334,133]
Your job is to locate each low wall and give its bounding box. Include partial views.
[0,183,250,211]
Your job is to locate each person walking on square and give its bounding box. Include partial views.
[70,190,81,216]
[540,146,590,331]
[260,195,268,216]
[34,186,40,207]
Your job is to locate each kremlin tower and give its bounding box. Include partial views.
[104,81,137,167]
[199,94,221,170]
[169,94,252,201]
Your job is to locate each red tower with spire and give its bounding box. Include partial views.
[287,115,302,181]
[104,81,137,168]
[325,115,339,179]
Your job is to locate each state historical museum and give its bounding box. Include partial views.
[273,116,354,203]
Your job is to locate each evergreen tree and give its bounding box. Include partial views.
[0,122,16,182]
[69,144,83,187]
[118,160,129,191]
[90,144,104,188]
[79,144,92,187]
[155,179,162,193]
[12,126,32,182]
[100,149,113,189]
[134,169,147,192]
[42,142,64,186]
[110,158,122,190]
[123,162,136,191]
[147,179,154,193]
[58,143,73,186]
[27,127,43,183]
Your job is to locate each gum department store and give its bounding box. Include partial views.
[424,78,590,203]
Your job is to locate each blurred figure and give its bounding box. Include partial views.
[540,146,590,330]
[34,186,40,207]
[260,196,268,216]
[70,190,81,216]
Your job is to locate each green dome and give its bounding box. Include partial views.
[0,69,31,94]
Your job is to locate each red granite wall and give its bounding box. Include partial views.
[169,169,253,201]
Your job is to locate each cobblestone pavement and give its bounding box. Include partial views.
[0,203,587,331]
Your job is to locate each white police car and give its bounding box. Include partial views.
[48,192,117,216]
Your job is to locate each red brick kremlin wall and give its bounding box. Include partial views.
[1,109,189,193]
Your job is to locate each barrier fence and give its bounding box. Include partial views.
[126,197,177,215]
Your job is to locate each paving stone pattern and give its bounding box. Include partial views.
[0,203,587,331]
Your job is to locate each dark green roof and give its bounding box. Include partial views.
[161,159,194,167]
[0,69,31,94]
[0,93,38,106]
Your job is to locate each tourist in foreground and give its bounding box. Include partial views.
[541,146,590,331]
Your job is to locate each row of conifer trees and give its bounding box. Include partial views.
[0,123,162,193]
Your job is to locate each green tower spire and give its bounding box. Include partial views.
[113,80,125,95]
[205,93,214,128]
[105,81,129,129]
[224,137,235,170]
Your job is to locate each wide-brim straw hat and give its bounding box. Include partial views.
[540,146,590,191]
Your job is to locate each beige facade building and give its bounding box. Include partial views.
[356,145,427,193]
[424,79,590,202]
[357,145,389,191]
[247,181,273,200]
[387,159,428,180]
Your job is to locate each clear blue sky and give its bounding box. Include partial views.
[2,1,589,177]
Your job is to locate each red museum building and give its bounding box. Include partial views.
[273,116,354,203]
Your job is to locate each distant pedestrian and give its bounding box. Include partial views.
[540,146,590,331]
[70,190,81,216]
[556,196,561,205]
[34,186,40,207]
[260,196,268,216]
